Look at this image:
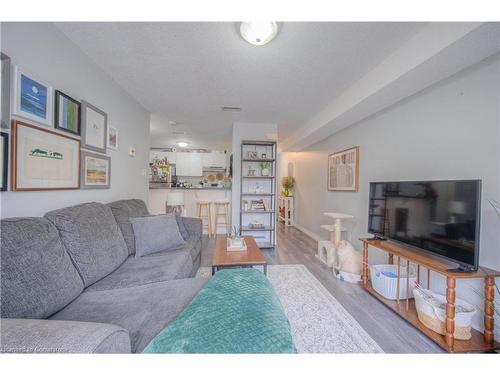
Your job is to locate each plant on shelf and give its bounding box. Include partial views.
[260,162,271,176]
[281,176,295,197]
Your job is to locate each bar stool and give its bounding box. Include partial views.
[213,199,231,236]
[196,200,213,238]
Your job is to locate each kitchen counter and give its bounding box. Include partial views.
[149,183,231,190]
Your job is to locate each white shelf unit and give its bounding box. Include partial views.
[239,140,277,249]
[278,196,294,226]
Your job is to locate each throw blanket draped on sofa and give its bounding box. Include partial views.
[143,268,296,353]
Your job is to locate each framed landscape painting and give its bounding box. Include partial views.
[327,146,359,192]
[12,66,53,127]
[80,150,111,189]
[1,132,8,191]
[81,100,107,153]
[55,90,80,135]
[11,120,80,191]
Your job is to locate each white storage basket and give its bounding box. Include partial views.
[370,264,417,300]
[413,288,476,340]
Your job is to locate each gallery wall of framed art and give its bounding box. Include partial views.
[11,120,80,191]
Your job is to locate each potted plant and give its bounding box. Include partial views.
[281,176,295,197]
[260,162,271,176]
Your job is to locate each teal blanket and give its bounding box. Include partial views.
[143,268,296,353]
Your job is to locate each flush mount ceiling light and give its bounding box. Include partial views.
[176,141,189,148]
[239,22,279,46]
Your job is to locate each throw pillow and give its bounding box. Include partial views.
[130,214,186,258]
[175,214,189,240]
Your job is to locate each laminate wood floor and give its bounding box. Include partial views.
[201,223,443,353]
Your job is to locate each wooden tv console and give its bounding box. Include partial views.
[360,238,500,353]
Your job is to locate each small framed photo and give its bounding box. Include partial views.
[81,100,107,153]
[261,153,267,159]
[328,146,359,192]
[1,132,8,191]
[11,120,80,191]
[107,126,118,151]
[11,66,53,127]
[80,150,111,189]
[1,53,11,129]
[54,90,80,135]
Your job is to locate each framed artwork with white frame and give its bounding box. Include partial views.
[107,125,118,151]
[80,150,111,189]
[11,65,53,127]
[327,146,359,192]
[81,100,107,153]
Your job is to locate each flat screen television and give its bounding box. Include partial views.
[368,180,481,272]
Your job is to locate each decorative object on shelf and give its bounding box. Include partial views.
[414,287,476,340]
[1,53,11,129]
[260,161,271,176]
[54,90,80,135]
[255,184,262,194]
[328,146,359,192]
[261,153,267,159]
[81,100,107,153]
[281,176,295,197]
[12,65,53,127]
[247,166,255,176]
[0,131,8,191]
[11,120,80,191]
[245,150,257,159]
[107,125,118,150]
[80,150,111,189]
[248,221,264,229]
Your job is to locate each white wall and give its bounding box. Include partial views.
[231,122,278,229]
[0,23,150,218]
[288,55,500,334]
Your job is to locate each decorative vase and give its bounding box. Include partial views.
[261,168,269,176]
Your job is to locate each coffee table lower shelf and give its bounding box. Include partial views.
[362,282,500,353]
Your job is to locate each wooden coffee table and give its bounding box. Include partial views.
[212,236,267,276]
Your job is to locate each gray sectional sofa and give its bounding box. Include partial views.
[0,199,208,353]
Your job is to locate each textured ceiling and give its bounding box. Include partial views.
[56,22,426,149]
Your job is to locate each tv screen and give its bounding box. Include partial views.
[368,180,481,269]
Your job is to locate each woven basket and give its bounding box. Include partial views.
[414,288,476,340]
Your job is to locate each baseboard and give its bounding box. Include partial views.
[293,223,324,242]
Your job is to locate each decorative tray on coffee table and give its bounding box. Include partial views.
[227,238,247,252]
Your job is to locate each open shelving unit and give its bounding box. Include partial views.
[239,140,277,249]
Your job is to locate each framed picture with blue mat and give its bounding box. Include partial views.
[12,66,53,127]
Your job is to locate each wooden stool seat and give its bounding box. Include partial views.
[196,201,214,238]
[213,200,231,236]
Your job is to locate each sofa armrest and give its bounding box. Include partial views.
[182,217,202,238]
[0,319,131,353]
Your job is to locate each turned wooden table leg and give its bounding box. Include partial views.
[445,277,456,349]
[388,253,394,265]
[484,276,495,344]
[362,242,369,286]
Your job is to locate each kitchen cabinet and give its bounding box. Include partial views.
[176,152,203,176]
[206,152,226,169]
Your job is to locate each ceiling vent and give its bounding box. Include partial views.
[221,106,242,112]
[171,131,186,135]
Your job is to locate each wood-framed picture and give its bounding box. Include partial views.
[55,90,81,135]
[327,146,359,192]
[80,150,111,189]
[1,132,8,191]
[81,100,107,153]
[107,125,118,151]
[11,65,53,127]
[1,53,11,129]
[11,120,80,191]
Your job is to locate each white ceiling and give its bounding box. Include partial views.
[56,22,426,150]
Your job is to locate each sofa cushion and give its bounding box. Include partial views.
[86,245,196,292]
[107,199,149,255]
[131,214,185,258]
[45,202,128,288]
[0,218,84,319]
[50,278,209,353]
[175,214,189,240]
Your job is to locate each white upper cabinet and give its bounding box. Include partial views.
[205,152,226,168]
[176,152,203,176]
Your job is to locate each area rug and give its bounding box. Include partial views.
[196,264,384,353]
